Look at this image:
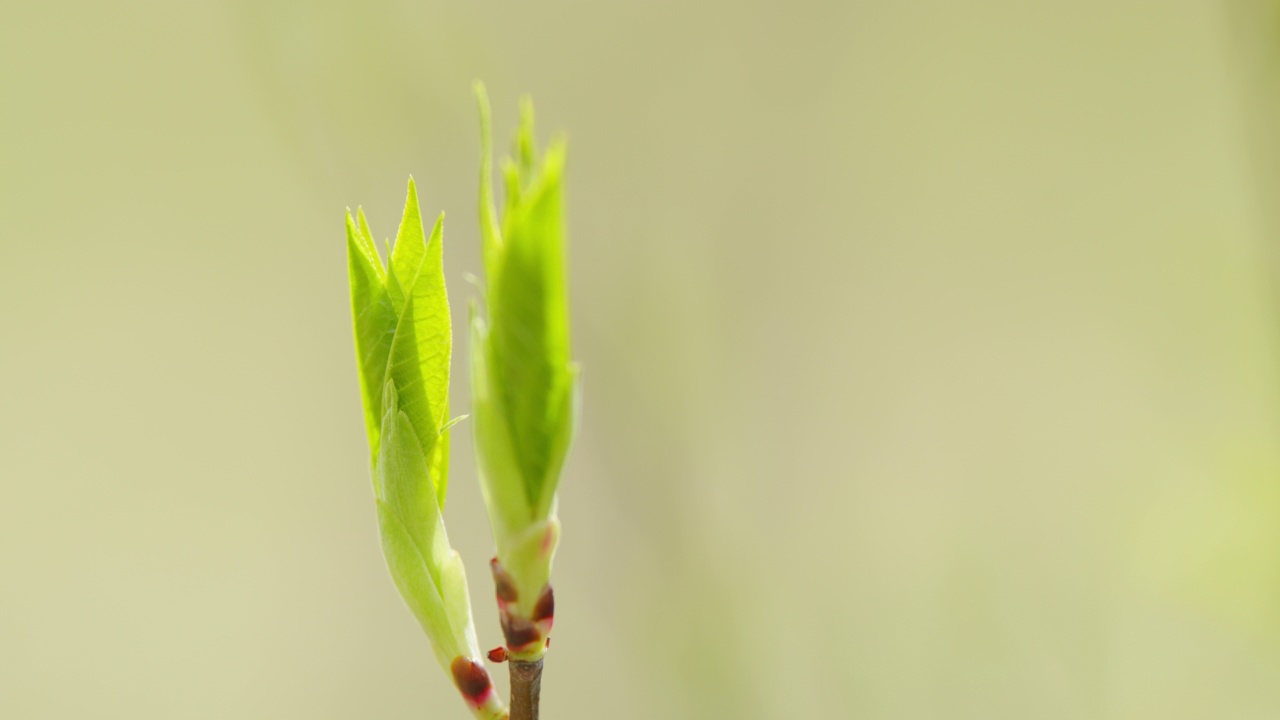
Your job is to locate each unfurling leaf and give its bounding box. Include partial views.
[345,180,503,719]
[471,84,579,661]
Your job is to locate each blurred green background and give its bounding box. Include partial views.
[3,1,1280,718]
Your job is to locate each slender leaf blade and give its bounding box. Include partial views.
[356,207,385,281]
[474,82,503,280]
[391,177,427,308]
[347,211,396,463]
[419,213,451,506]
[535,363,580,519]
[375,500,457,669]
[471,309,531,538]
[488,140,570,508]
[383,211,451,505]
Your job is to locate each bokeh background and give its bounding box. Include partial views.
[3,1,1280,718]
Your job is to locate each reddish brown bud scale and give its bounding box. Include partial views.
[450,657,493,703]
[501,612,542,650]
[532,585,555,622]
[487,646,508,663]
[490,557,519,603]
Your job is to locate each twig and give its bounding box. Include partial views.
[508,659,544,720]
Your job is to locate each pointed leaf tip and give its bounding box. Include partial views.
[390,176,428,309]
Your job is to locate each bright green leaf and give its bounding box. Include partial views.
[474,82,502,280]
[516,95,535,181]
[470,308,530,539]
[390,178,426,311]
[347,211,396,464]
[374,383,479,670]
[375,500,458,670]
[428,401,451,510]
[356,207,384,279]
[488,139,571,509]
[469,92,579,640]
[535,363,581,519]
[377,387,448,581]
[347,172,501,715]
[383,209,451,506]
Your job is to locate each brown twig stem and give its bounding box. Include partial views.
[508,658,544,720]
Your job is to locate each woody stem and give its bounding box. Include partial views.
[508,658,543,720]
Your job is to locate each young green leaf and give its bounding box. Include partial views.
[383,203,452,507]
[346,211,396,464]
[470,309,533,541]
[474,81,502,281]
[374,382,476,669]
[348,181,453,504]
[389,178,427,312]
[346,180,504,719]
[471,85,579,663]
[356,207,382,268]
[487,135,573,510]
[376,384,450,587]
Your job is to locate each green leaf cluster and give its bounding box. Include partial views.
[471,83,581,619]
[346,182,485,678]
[344,85,579,708]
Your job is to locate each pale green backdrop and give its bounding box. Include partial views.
[2,1,1280,718]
